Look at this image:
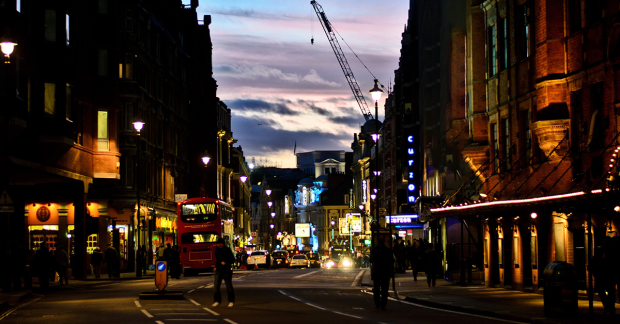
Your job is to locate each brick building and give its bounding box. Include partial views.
[430,0,620,295]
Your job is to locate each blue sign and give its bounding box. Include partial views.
[157,262,166,271]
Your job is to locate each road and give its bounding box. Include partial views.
[1,268,524,324]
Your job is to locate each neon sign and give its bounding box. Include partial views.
[386,215,419,224]
[303,187,307,206]
[285,195,289,214]
[362,180,367,203]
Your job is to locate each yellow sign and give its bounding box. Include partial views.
[155,261,168,291]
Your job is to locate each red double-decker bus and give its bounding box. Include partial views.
[177,197,235,275]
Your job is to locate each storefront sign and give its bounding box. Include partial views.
[362,180,367,203]
[386,214,418,224]
[406,130,420,205]
[37,206,51,222]
[175,194,188,202]
[295,223,311,237]
[285,195,289,214]
[399,230,407,238]
[340,214,362,234]
[28,204,59,225]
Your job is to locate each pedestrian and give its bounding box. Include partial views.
[169,245,181,279]
[104,243,118,278]
[164,243,173,261]
[140,245,148,274]
[55,245,70,285]
[34,246,52,291]
[408,240,420,281]
[156,243,166,261]
[90,247,103,279]
[212,238,235,307]
[370,234,394,310]
[591,243,615,316]
[422,243,441,287]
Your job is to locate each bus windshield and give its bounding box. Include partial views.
[181,232,219,244]
[180,203,217,223]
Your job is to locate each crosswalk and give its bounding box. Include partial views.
[136,298,235,324]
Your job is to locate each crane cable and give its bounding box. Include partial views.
[311,8,314,44]
[331,25,387,92]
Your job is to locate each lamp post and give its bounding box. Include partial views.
[369,79,383,247]
[202,153,210,197]
[133,121,144,277]
[1,33,17,64]
[266,188,272,251]
[240,175,247,245]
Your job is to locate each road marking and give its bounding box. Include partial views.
[188,299,201,306]
[224,319,239,324]
[141,309,153,318]
[155,321,165,324]
[352,269,365,287]
[204,284,214,288]
[149,309,195,311]
[203,307,219,316]
[305,302,326,310]
[134,300,141,307]
[292,270,319,279]
[188,289,195,294]
[198,286,204,289]
[0,296,42,321]
[155,313,209,315]
[333,311,362,319]
[361,291,528,324]
[164,320,216,321]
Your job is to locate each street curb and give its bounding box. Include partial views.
[0,290,33,312]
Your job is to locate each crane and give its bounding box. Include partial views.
[311,0,373,121]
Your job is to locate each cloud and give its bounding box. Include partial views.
[328,115,366,126]
[227,99,300,116]
[214,64,340,87]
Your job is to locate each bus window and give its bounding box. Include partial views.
[181,232,219,244]
[180,203,217,223]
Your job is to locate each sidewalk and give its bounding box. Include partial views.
[361,269,617,324]
[0,290,32,313]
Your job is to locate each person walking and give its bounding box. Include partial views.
[591,243,616,316]
[164,243,173,261]
[104,244,118,278]
[169,246,181,279]
[34,246,52,291]
[90,247,103,279]
[422,243,441,287]
[408,240,420,281]
[370,235,394,310]
[55,245,70,285]
[212,238,235,307]
[156,243,166,261]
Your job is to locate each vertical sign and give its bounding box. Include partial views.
[349,189,354,209]
[303,187,307,206]
[407,134,419,206]
[155,261,168,291]
[362,180,367,203]
[285,195,289,215]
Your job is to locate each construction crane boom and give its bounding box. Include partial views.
[311,1,373,121]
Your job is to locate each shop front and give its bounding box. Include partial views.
[108,207,131,270]
[152,212,177,262]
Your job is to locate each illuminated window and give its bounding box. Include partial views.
[97,111,109,151]
[87,234,98,254]
[513,235,519,266]
[45,10,56,42]
[17,0,21,12]
[44,83,56,115]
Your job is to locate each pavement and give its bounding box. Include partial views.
[361,268,618,324]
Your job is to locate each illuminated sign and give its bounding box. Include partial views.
[362,180,367,203]
[340,214,362,234]
[295,223,311,237]
[285,195,289,214]
[155,261,168,291]
[303,187,307,206]
[182,203,215,215]
[349,189,354,209]
[407,127,420,205]
[386,215,419,224]
[398,230,407,237]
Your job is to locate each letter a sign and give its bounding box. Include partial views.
[155,261,168,291]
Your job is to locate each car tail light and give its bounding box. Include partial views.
[304,260,308,263]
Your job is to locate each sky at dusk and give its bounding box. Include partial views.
[195,0,410,168]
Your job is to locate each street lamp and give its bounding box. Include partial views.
[1,33,17,64]
[369,79,383,247]
[133,120,144,277]
[266,188,273,251]
[239,175,247,244]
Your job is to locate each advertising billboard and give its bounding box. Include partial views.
[295,223,311,237]
[339,214,362,234]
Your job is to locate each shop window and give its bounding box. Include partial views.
[553,223,566,261]
[44,83,56,115]
[45,10,56,42]
[97,110,109,151]
[498,237,503,268]
[87,234,98,254]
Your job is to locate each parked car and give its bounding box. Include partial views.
[271,250,290,268]
[289,254,309,268]
[247,250,271,269]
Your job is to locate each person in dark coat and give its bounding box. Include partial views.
[408,240,420,281]
[104,244,118,278]
[591,243,616,315]
[55,245,70,285]
[422,243,441,287]
[164,243,173,261]
[90,247,103,278]
[212,238,235,307]
[169,245,181,279]
[370,235,394,310]
[34,246,52,291]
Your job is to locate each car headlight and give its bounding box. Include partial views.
[326,261,335,268]
[342,259,351,267]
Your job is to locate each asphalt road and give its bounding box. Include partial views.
[1,268,525,324]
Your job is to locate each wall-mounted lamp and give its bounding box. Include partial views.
[530,212,538,219]
[265,189,272,196]
[370,194,376,200]
[614,206,620,213]
[270,224,274,229]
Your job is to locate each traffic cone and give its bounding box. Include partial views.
[240,263,247,270]
[252,259,258,271]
